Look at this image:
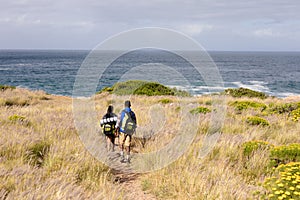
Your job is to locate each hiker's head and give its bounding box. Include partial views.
[125,100,131,108]
[107,105,113,113]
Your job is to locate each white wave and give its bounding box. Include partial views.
[231,81,270,93]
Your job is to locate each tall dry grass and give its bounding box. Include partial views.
[0,88,299,199]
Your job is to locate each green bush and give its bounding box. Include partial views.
[268,102,300,114]
[0,85,16,91]
[224,87,267,99]
[246,116,269,126]
[230,101,267,111]
[189,106,211,114]
[133,82,175,96]
[291,108,300,122]
[158,98,173,104]
[98,80,190,96]
[270,144,300,167]
[25,140,51,167]
[242,140,273,158]
[260,162,300,200]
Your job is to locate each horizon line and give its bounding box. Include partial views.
[0,48,300,53]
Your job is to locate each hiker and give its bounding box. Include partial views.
[117,100,137,163]
[100,105,118,152]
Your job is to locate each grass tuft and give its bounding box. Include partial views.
[25,140,51,167]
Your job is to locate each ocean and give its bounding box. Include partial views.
[0,50,299,98]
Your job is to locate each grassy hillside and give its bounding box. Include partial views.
[0,87,299,199]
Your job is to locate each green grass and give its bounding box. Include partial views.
[189,106,211,114]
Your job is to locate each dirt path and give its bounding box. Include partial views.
[113,171,157,200]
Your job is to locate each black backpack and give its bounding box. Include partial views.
[123,110,136,135]
[101,114,117,136]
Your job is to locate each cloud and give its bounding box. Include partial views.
[0,0,300,50]
[253,28,277,37]
[178,24,215,36]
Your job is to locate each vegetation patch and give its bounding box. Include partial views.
[0,98,29,107]
[260,162,300,200]
[268,102,300,114]
[242,140,273,158]
[134,82,175,96]
[25,140,51,167]
[0,85,16,91]
[246,116,269,126]
[158,98,173,104]
[75,162,111,190]
[230,100,267,111]
[224,87,268,99]
[8,114,31,126]
[189,106,211,114]
[98,80,190,96]
[270,144,300,167]
[291,108,300,122]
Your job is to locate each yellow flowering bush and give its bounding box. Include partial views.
[262,162,300,199]
[270,144,300,167]
[291,108,300,122]
[246,116,270,126]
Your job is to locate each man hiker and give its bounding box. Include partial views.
[100,105,118,152]
[117,100,137,163]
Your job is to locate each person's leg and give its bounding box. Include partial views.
[119,133,125,160]
[110,135,115,152]
[106,136,111,151]
[124,135,131,162]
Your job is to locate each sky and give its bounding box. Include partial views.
[0,0,300,51]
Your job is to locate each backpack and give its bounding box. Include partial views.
[100,115,117,136]
[122,110,136,135]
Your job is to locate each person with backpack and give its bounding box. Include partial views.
[117,100,137,163]
[100,105,118,152]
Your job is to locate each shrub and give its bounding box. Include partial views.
[291,108,300,122]
[133,82,175,96]
[98,80,190,96]
[224,87,267,99]
[268,103,300,114]
[97,86,114,94]
[260,162,300,200]
[0,85,16,91]
[242,140,273,158]
[189,106,211,114]
[246,116,269,126]
[158,98,173,104]
[270,144,300,167]
[230,101,267,111]
[171,87,191,97]
[2,98,29,107]
[8,114,31,126]
[25,140,51,167]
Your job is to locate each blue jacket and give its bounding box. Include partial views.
[119,107,137,133]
